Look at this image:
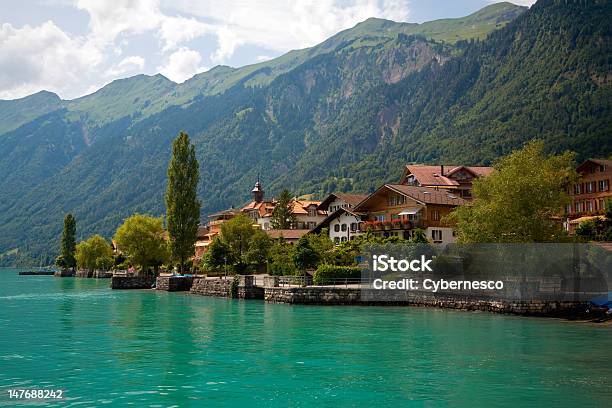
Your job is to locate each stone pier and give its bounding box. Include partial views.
[156,275,194,292]
[190,276,264,299]
[111,275,156,289]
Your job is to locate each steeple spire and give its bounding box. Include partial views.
[251,177,264,203]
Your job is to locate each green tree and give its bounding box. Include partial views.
[575,220,597,241]
[166,131,201,273]
[448,141,578,243]
[410,228,428,243]
[202,236,232,272]
[113,214,169,274]
[75,235,113,272]
[244,229,272,266]
[220,213,257,272]
[269,240,297,275]
[293,235,319,270]
[271,189,296,229]
[58,213,76,269]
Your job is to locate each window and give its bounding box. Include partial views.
[341,224,347,232]
[388,194,406,206]
[586,182,595,193]
[575,202,581,213]
[431,210,440,221]
[375,214,385,222]
[334,237,340,244]
[334,224,340,232]
[599,179,610,192]
[431,229,442,243]
[341,237,347,242]
[308,207,317,217]
[574,184,581,195]
[601,199,606,210]
[565,204,571,215]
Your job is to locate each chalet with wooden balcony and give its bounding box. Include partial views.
[353,184,465,244]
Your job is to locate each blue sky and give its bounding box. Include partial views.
[0,0,535,100]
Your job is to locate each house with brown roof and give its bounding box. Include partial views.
[354,184,466,244]
[194,208,238,258]
[400,164,493,199]
[565,159,612,233]
[265,229,309,244]
[313,192,369,243]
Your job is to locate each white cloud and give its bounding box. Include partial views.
[157,47,207,83]
[165,0,411,62]
[75,0,162,46]
[0,21,102,99]
[106,55,146,77]
[76,0,213,52]
[1,0,411,99]
[159,16,212,51]
[255,55,273,62]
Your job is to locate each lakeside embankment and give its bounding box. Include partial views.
[146,275,610,320]
[16,271,610,320]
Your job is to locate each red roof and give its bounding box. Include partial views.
[401,164,493,186]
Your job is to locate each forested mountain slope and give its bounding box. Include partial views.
[0,1,609,266]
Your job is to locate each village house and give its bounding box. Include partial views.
[194,208,238,259]
[400,164,493,199]
[353,184,465,244]
[242,180,276,230]
[312,193,368,243]
[241,180,326,231]
[565,159,612,233]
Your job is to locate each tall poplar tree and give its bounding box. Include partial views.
[271,189,296,229]
[60,213,77,269]
[166,131,201,272]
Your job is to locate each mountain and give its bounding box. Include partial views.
[0,0,610,266]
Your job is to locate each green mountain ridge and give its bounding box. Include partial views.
[0,0,610,266]
[0,2,526,131]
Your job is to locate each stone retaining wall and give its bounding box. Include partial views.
[264,286,589,316]
[156,276,194,292]
[111,276,155,289]
[190,277,264,299]
[265,287,360,305]
[191,277,230,297]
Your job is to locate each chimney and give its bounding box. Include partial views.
[440,165,444,176]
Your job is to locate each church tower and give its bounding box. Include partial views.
[251,178,264,203]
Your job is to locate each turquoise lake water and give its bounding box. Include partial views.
[0,269,610,407]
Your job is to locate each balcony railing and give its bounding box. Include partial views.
[359,219,424,232]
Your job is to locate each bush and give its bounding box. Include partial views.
[313,264,362,285]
